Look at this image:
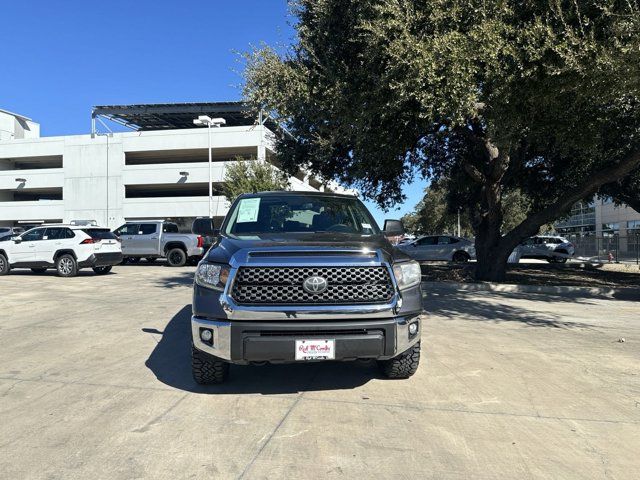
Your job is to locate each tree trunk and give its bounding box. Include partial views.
[472,182,525,282]
[474,233,512,282]
[463,135,514,282]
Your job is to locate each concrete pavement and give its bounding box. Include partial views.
[0,265,638,479]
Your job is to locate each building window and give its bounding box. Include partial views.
[627,220,640,233]
[555,201,596,231]
[602,223,620,235]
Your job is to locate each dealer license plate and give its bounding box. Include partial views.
[295,339,335,361]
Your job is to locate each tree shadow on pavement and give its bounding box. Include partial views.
[425,290,597,329]
[152,271,195,289]
[144,305,377,394]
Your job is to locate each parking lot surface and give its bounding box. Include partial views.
[1,265,638,479]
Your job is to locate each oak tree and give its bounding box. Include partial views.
[244,0,640,280]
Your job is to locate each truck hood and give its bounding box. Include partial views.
[205,232,411,264]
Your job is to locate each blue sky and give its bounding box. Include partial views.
[0,0,426,225]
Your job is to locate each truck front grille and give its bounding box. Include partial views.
[231,266,395,305]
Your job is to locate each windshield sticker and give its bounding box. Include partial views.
[361,223,372,230]
[236,198,261,223]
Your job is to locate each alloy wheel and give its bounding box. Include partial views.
[59,258,73,275]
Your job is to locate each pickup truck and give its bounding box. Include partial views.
[190,191,424,383]
[113,220,204,267]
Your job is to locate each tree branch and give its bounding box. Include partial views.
[504,150,640,245]
[464,162,484,183]
[613,192,640,215]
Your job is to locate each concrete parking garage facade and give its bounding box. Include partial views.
[0,103,328,230]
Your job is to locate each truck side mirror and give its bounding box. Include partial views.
[12,236,22,243]
[192,217,217,236]
[383,219,405,236]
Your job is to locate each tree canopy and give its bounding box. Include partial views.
[244,0,640,280]
[222,159,289,203]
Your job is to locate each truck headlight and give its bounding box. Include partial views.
[195,263,230,291]
[392,261,421,290]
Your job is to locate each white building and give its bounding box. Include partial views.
[0,103,332,230]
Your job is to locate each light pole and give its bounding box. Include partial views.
[94,132,113,227]
[193,115,226,218]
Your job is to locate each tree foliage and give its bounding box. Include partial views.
[222,159,289,203]
[244,0,640,280]
[601,171,640,214]
[402,181,536,237]
[401,182,474,237]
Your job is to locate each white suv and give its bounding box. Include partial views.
[0,225,123,277]
[519,235,576,263]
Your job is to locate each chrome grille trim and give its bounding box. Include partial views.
[231,266,394,305]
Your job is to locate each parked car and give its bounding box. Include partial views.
[519,235,575,263]
[113,220,204,267]
[397,235,475,262]
[190,191,424,384]
[0,227,24,242]
[0,225,122,277]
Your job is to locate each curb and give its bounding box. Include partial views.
[422,281,640,300]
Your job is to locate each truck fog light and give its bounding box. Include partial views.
[200,328,213,344]
[408,322,418,336]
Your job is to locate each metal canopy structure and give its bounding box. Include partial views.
[91,102,275,134]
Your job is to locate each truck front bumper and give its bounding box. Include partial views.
[191,314,423,364]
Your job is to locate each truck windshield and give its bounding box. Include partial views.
[224,194,380,236]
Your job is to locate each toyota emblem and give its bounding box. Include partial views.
[303,276,328,294]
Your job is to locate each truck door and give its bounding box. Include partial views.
[114,223,139,256]
[137,223,160,256]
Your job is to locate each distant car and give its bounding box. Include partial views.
[519,235,575,263]
[0,225,123,277]
[397,235,475,262]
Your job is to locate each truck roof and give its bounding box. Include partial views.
[123,219,174,223]
[237,191,358,199]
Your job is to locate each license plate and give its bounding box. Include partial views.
[295,339,335,361]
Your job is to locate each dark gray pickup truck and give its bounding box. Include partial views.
[190,191,424,383]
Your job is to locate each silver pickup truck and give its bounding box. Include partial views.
[113,220,204,267]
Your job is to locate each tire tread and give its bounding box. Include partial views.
[192,345,229,384]
[379,341,421,379]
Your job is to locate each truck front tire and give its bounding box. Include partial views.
[192,345,229,384]
[378,341,421,379]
